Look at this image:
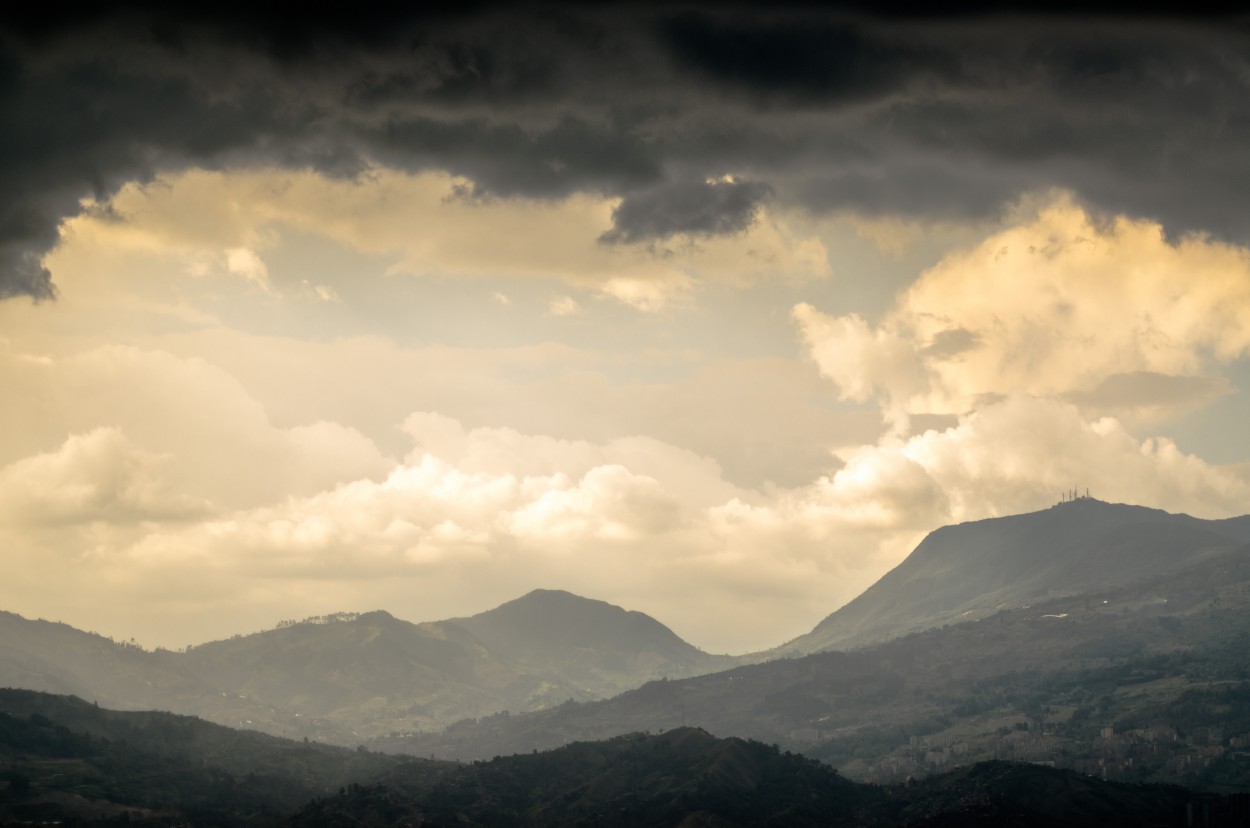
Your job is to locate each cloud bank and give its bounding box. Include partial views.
[5,6,1250,300]
[2,392,1245,652]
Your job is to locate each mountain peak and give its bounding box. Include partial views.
[507,588,602,607]
[451,589,735,683]
[783,500,1248,655]
[459,589,682,650]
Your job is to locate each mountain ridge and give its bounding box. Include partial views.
[371,537,1250,791]
[0,588,737,744]
[4,689,1233,828]
[5,499,1250,765]
[781,498,1250,655]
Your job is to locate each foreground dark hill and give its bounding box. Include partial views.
[785,498,1250,654]
[887,761,1243,828]
[293,729,1241,827]
[294,728,867,827]
[376,538,1250,793]
[0,591,734,744]
[0,688,428,826]
[2,691,1242,827]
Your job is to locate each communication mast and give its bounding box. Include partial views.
[1058,486,1093,505]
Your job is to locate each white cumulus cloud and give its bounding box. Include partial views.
[0,428,208,526]
[796,197,1250,430]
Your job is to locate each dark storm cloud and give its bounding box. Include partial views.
[2,4,1250,300]
[661,11,962,105]
[372,116,662,199]
[0,18,369,301]
[600,178,774,243]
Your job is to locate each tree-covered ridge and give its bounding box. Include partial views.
[270,612,365,630]
[290,730,1246,827]
[0,689,433,826]
[293,729,865,827]
[3,692,1246,827]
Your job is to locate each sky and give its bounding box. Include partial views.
[3,4,1250,654]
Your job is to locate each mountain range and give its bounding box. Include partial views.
[348,500,1250,795]
[5,498,1250,795]
[379,541,1250,783]
[783,498,1250,655]
[0,589,735,743]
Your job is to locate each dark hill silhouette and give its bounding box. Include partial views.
[4,695,1245,828]
[0,691,1241,827]
[891,760,1212,827]
[784,499,1249,654]
[293,728,1230,827]
[292,727,871,826]
[0,687,427,825]
[341,728,867,827]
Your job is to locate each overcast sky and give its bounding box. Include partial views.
[3,4,1250,654]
